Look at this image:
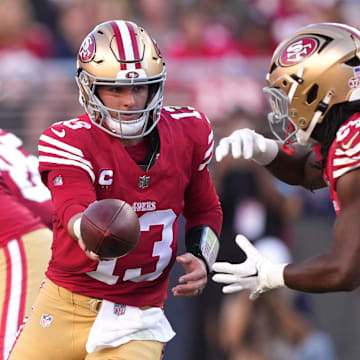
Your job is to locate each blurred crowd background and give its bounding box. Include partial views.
[2,0,360,359]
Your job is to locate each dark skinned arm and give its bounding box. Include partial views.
[284,168,360,292]
[265,143,326,190]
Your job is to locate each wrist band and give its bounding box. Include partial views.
[73,217,82,240]
[186,226,220,273]
[254,139,279,166]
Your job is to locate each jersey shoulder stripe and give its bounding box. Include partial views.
[38,120,95,182]
[198,130,214,171]
[162,106,215,172]
[331,114,360,180]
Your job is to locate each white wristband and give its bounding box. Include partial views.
[266,263,287,289]
[73,217,82,240]
[254,139,279,166]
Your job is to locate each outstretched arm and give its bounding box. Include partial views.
[216,128,326,190]
[284,168,360,292]
[213,168,360,297]
[266,145,326,190]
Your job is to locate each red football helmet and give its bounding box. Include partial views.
[76,20,166,139]
[263,23,360,146]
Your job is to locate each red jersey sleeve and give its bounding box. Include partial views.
[182,112,222,236]
[325,113,360,214]
[38,117,97,227]
[46,169,96,228]
[328,113,360,183]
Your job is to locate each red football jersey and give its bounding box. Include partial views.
[0,129,52,246]
[323,113,360,215]
[38,107,222,307]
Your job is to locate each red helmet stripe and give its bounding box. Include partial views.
[126,22,141,69]
[110,21,127,70]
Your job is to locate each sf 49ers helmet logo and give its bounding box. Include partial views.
[126,71,140,79]
[279,37,319,66]
[79,33,96,62]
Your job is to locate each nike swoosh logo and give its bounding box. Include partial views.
[51,128,65,138]
[342,133,359,150]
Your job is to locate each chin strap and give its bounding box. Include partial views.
[282,123,296,154]
[185,226,220,274]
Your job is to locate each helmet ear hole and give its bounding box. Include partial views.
[269,62,277,74]
[344,56,360,67]
[307,84,318,104]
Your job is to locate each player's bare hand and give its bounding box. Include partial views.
[78,237,100,261]
[172,253,207,297]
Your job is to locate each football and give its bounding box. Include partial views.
[80,199,140,259]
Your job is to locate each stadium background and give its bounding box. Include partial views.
[1,0,360,359]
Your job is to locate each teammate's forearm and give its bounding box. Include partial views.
[265,145,325,190]
[284,254,356,292]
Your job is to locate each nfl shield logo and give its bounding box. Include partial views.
[40,314,53,328]
[53,175,63,186]
[113,304,126,316]
[138,175,150,189]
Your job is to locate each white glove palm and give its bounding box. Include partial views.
[215,128,279,165]
[212,235,287,300]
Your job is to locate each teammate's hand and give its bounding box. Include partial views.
[215,128,279,165]
[212,235,287,300]
[172,253,207,297]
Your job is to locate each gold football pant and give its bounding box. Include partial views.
[0,228,52,360]
[9,278,164,360]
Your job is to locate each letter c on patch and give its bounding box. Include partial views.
[99,170,113,185]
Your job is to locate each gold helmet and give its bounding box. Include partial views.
[76,20,166,139]
[263,23,360,146]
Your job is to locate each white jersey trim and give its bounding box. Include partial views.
[39,156,95,183]
[333,163,360,179]
[333,157,360,166]
[335,143,360,157]
[198,130,214,171]
[4,239,22,360]
[198,156,212,172]
[38,145,93,169]
[40,134,84,157]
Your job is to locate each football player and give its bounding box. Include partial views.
[212,23,360,300]
[0,129,52,360]
[9,20,222,360]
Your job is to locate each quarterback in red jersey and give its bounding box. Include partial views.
[0,129,52,360]
[9,20,222,360]
[213,23,360,299]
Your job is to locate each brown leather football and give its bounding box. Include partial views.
[80,199,140,259]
